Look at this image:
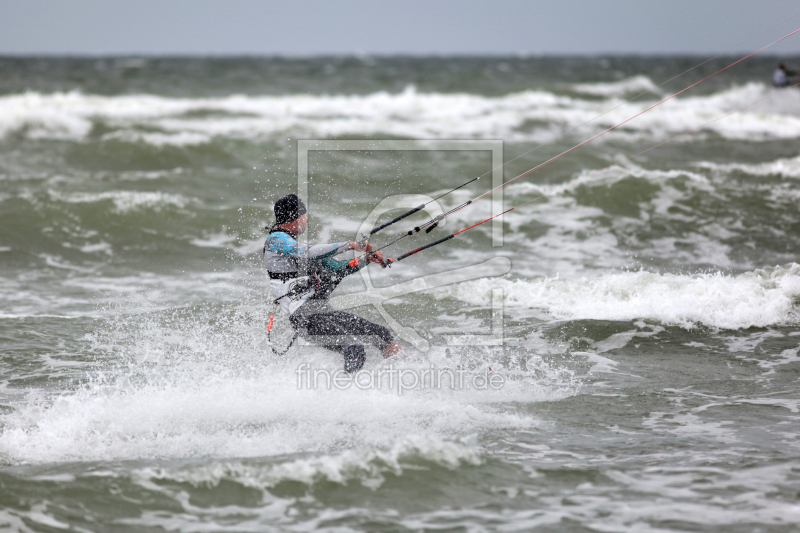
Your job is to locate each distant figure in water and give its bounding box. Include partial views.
[773,62,796,87]
[263,194,402,372]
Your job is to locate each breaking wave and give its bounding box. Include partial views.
[2,81,799,146]
[435,264,800,329]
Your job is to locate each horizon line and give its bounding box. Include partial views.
[2,51,799,59]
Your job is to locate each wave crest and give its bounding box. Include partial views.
[3,84,799,145]
[435,264,800,329]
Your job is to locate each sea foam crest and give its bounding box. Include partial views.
[47,190,192,213]
[2,83,799,144]
[435,264,800,329]
[134,436,482,492]
[571,75,662,97]
[697,154,800,179]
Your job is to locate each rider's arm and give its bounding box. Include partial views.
[267,233,369,276]
[321,256,366,275]
[266,233,350,259]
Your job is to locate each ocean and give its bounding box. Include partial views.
[1,54,800,532]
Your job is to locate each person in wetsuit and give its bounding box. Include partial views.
[263,194,402,372]
[773,62,796,87]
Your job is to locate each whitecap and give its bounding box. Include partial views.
[47,189,192,213]
[433,264,800,329]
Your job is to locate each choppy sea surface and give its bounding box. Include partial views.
[2,55,800,532]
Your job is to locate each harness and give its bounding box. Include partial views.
[264,227,348,355]
[264,227,300,355]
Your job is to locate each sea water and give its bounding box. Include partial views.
[1,55,800,531]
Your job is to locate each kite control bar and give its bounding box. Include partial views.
[369,203,425,235]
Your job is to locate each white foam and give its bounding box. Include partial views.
[433,264,800,329]
[591,464,800,528]
[698,154,800,179]
[134,435,481,491]
[0,91,93,140]
[433,189,626,277]
[0,363,537,463]
[38,253,99,273]
[722,330,784,353]
[754,347,800,375]
[431,159,760,275]
[101,130,212,147]
[566,81,800,142]
[0,268,253,318]
[47,189,192,213]
[737,398,800,413]
[189,232,262,256]
[643,412,739,443]
[566,160,713,194]
[572,75,662,97]
[2,83,798,145]
[0,296,562,463]
[78,241,113,255]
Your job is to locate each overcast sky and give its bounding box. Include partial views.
[1,0,799,56]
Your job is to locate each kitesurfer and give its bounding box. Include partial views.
[773,62,796,87]
[263,194,402,372]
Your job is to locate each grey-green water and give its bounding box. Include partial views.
[1,55,800,531]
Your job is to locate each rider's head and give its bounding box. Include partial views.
[274,194,308,235]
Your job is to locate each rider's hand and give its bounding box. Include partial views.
[367,251,385,264]
[350,241,373,252]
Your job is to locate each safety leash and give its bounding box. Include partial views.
[267,303,299,356]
